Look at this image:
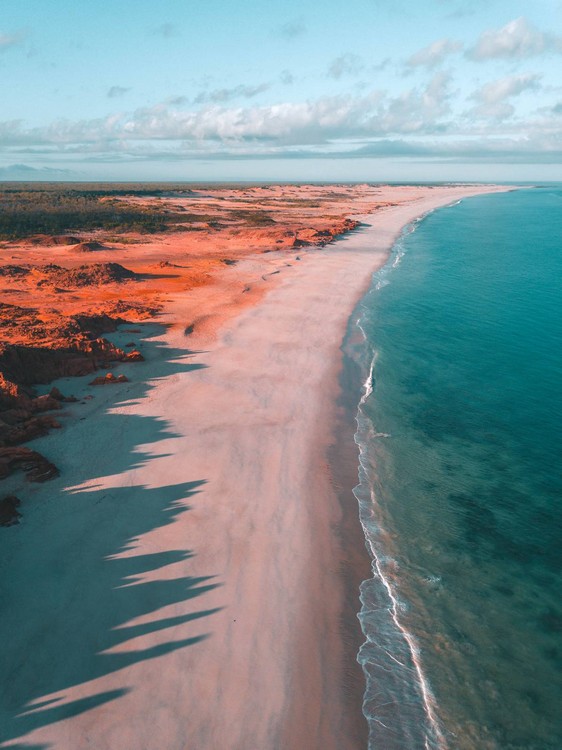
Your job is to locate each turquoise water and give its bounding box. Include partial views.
[353,188,562,750]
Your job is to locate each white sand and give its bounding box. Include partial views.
[0,185,511,750]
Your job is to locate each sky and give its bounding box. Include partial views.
[1,0,562,181]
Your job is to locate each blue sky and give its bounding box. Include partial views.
[1,0,561,181]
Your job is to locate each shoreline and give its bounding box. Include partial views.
[0,185,512,750]
[302,187,519,748]
[324,315,376,749]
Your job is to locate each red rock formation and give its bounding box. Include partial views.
[292,219,359,248]
[89,373,129,385]
[125,350,144,362]
[0,447,59,482]
[0,261,138,288]
[72,241,108,252]
[0,343,102,386]
[49,386,78,403]
[0,307,142,454]
[36,262,138,287]
[1,415,62,446]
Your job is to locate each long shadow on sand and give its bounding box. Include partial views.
[0,326,220,748]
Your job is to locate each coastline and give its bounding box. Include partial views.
[0,185,512,750]
[349,185,562,750]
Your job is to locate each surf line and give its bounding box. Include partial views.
[353,277,448,750]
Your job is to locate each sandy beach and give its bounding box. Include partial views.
[0,185,510,750]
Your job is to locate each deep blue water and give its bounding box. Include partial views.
[353,188,562,750]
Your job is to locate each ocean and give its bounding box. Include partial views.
[350,187,562,750]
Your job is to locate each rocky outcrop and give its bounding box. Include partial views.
[0,304,127,352]
[0,383,74,445]
[89,373,129,385]
[0,305,146,457]
[0,296,146,479]
[0,336,127,450]
[292,219,359,248]
[36,262,138,287]
[0,341,121,387]
[0,413,62,447]
[0,447,59,482]
[72,241,107,252]
[0,261,138,287]
[0,495,21,526]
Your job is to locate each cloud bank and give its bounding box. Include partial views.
[469,73,542,120]
[194,83,271,104]
[2,15,561,175]
[467,17,562,61]
[407,39,462,68]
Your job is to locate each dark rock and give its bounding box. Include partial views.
[89,373,129,385]
[0,265,31,278]
[72,241,107,253]
[0,447,59,482]
[32,394,62,412]
[0,495,21,526]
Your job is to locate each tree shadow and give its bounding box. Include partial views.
[0,324,220,746]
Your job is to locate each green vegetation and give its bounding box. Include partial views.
[228,209,276,226]
[0,182,196,196]
[0,184,193,240]
[0,182,316,240]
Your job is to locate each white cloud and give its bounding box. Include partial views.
[193,83,271,104]
[371,58,391,72]
[167,95,189,106]
[147,76,445,140]
[407,38,463,68]
[468,73,542,120]
[377,72,453,132]
[327,54,364,79]
[0,77,455,151]
[473,73,542,104]
[469,102,516,120]
[1,70,561,166]
[467,17,562,61]
[107,86,130,98]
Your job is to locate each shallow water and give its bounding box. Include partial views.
[353,187,562,750]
